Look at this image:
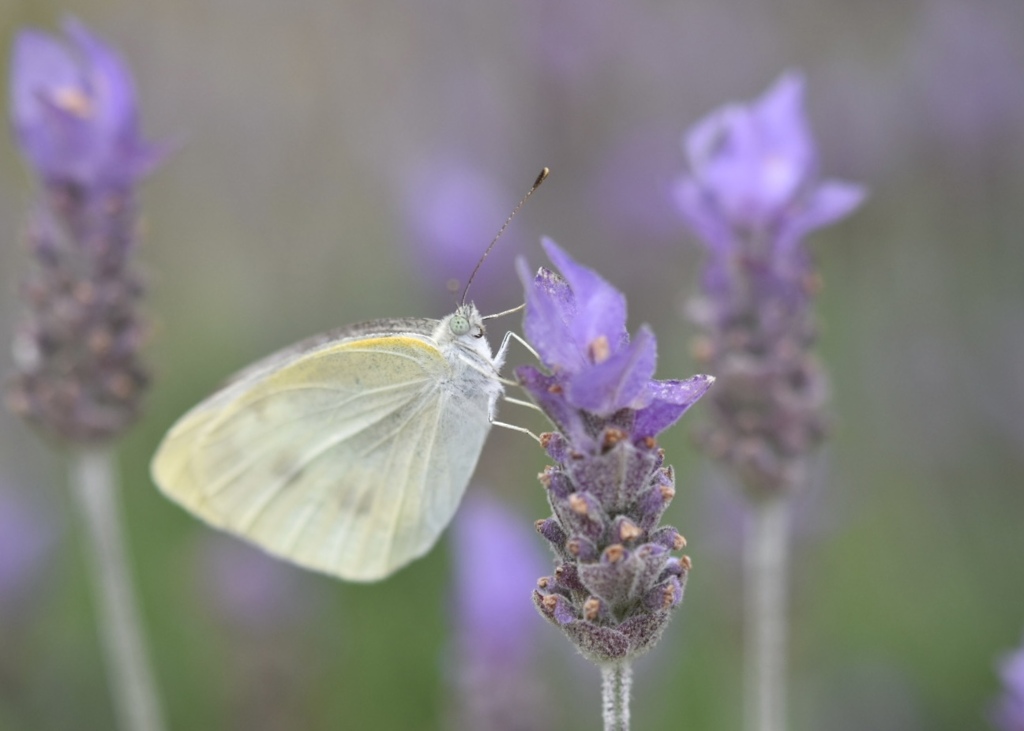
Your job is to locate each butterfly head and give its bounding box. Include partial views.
[446,303,486,338]
[436,303,495,364]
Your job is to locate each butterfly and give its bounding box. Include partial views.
[151,168,548,582]
[151,305,511,581]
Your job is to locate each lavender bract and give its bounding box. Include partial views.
[517,239,713,664]
[6,19,164,443]
[675,72,864,496]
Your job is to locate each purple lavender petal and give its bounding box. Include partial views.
[681,72,817,231]
[777,180,867,255]
[63,19,138,142]
[9,20,157,186]
[566,325,657,415]
[517,257,587,372]
[634,374,716,440]
[671,176,733,254]
[541,238,630,355]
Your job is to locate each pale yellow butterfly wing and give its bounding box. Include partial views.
[151,334,493,582]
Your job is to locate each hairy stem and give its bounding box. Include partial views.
[744,497,790,731]
[601,660,634,731]
[70,447,166,731]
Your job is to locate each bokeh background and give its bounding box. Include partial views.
[1,0,1023,729]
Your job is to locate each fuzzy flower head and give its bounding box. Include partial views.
[992,636,1024,731]
[674,72,864,263]
[516,240,712,664]
[6,19,163,443]
[10,18,161,187]
[675,73,864,495]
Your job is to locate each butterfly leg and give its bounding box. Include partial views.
[495,330,541,364]
[503,396,542,412]
[490,417,540,443]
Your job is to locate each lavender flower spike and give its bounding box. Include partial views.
[676,73,864,731]
[7,19,164,442]
[6,20,167,731]
[675,72,865,496]
[517,239,712,728]
[992,634,1024,731]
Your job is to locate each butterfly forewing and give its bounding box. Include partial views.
[152,330,495,582]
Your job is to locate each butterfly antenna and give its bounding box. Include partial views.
[460,167,549,306]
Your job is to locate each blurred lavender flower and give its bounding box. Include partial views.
[6,21,167,731]
[197,534,315,632]
[196,535,320,731]
[399,159,522,303]
[516,239,712,675]
[449,493,548,731]
[6,18,164,443]
[908,0,1024,161]
[992,636,1024,731]
[675,72,864,496]
[0,480,57,615]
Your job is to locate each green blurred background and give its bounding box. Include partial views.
[1,0,1022,729]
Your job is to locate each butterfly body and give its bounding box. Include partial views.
[151,304,503,582]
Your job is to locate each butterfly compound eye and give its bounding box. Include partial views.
[450,315,471,336]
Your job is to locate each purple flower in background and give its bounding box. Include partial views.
[517,239,712,669]
[401,161,523,301]
[0,481,57,612]
[10,18,161,187]
[6,19,165,443]
[197,534,315,631]
[675,72,863,259]
[450,493,548,731]
[992,636,1024,731]
[675,73,864,495]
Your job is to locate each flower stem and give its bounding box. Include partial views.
[70,447,166,731]
[601,660,633,731]
[744,497,790,731]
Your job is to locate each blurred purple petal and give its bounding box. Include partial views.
[401,160,521,296]
[682,72,816,231]
[634,375,715,441]
[779,180,867,255]
[452,493,547,661]
[0,481,58,609]
[197,534,315,631]
[9,19,159,186]
[672,176,734,254]
[992,635,1024,731]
